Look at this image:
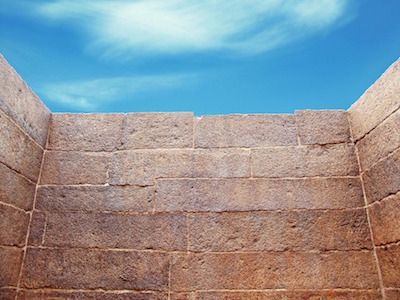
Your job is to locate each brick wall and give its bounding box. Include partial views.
[0,55,398,300]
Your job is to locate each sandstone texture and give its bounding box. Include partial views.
[0,247,23,287]
[0,204,29,247]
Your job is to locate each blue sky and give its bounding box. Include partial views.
[1,0,399,115]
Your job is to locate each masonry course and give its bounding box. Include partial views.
[0,53,399,299]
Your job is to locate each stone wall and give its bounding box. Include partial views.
[0,55,399,300]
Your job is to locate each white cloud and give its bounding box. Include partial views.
[34,0,353,58]
[40,73,196,110]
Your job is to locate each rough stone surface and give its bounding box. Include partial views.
[0,163,35,211]
[0,55,50,147]
[189,209,371,252]
[376,243,400,288]
[0,246,23,287]
[0,204,29,247]
[36,185,154,212]
[348,57,400,141]
[43,212,187,250]
[109,149,250,185]
[194,114,298,148]
[362,148,400,204]
[369,193,400,246]
[40,151,110,185]
[0,288,16,300]
[170,251,379,291]
[0,110,43,182]
[295,110,351,145]
[357,109,400,171]
[385,290,400,300]
[27,211,46,246]
[252,144,359,178]
[48,113,124,151]
[156,178,364,212]
[22,248,169,290]
[122,113,193,149]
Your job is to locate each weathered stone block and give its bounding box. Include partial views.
[369,193,400,246]
[155,178,364,212]
[0,204,29,247]
[0,55,50,147]
[376,243,400,288]
[21,248,169,290]
[357,110,400,171]
[348,57,400,141]
[109,149,250,185]
[295,110,351,145]
[363,148,400,204]
[48,113,124,151]
[189,209,371,252]
[27,211,46,246]
[40,151,110,185]
[0,163,35,211]
[36,185,153,212]
[0,288,16,300]
[43,212,187,250]
[194,114,298,148]
[122,113,193,149]
[0,111,43,182]
[170,251,378,290]
[385,289,400,300]
[252,144,358,178]
[0,246,23,287]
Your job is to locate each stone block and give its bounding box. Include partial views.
[0,204,29,247]
[170,251,378,290]
[189,209,371,252]
[48,113,124,151]
[27,211,46,246]
[43,212,187,250]
[40,151,110,185]
[369,193,400,246]
[376,243,400,288]
[0,246,23,287]
[0,111,43,182]
[348,57,400,141]
[109,149,250,186]
[0,54,50,147]
[385,290,400,300]
[295,110,351,145]
[252,144,359,178]
[194,114,297,148]
[122,113,193,149]
[357,110,400,171]
[21,248,169,290]
[363,148,400,204]
[36,185,154,212]
[155,178,364,212]
[0,288,16,300]
[0,163,35,211]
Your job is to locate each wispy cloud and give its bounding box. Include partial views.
[33,0,353,58]
[39,73,196,110]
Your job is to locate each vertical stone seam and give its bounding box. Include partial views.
[249,149,253,178]
[41,212,49,246]
[294,113,302,145]
[192,116,195,149]
[15,114,51,299]
[153,179,157,213]
[186,213,190,252]
[347,113,385,300]
[167,253,172,300]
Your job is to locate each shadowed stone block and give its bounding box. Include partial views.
[0,288,16,300]
[0,247,23,287]
[122,113,193,149]
[27,211,46,247]
[363,148,400,204]
[0,55,50,148]
[170,251,379,291]
[377,243,400,288]
[22,248,169,290]
[36,185,153,212]
[252,144,358,178]
[348,57,400,141]
[43,212,187,251]
[109,149,250,185]
[357,109,400,171]
[155,178,364,212]
[0,111,43,182]
[189,209,372,252]
[48,113,124,151]
[0,204,29,247]
[385,290,400,300]
[194,114,297,148]
[295,110,351,145]
[0,163,35,211]
[40,151,110,185]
